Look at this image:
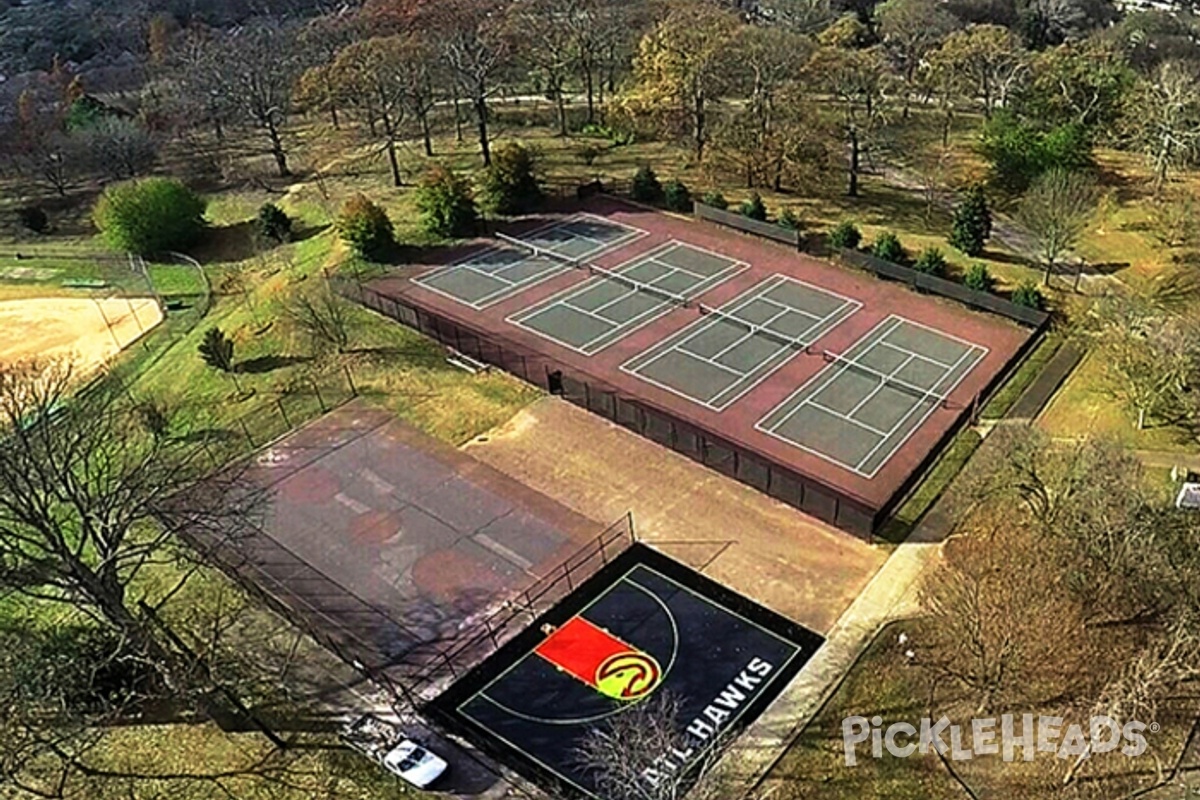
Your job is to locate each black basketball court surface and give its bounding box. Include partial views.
[432,545,824,799]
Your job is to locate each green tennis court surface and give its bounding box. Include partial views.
[620,275,861,411]
[413,214,645,308]
[755,316,988,477]
[507,241,747,354]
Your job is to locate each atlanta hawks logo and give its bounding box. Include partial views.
[535,617,663,702]
[596,651,662,700]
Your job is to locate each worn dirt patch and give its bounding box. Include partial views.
[463,397,888,635]
[0,296,163,372]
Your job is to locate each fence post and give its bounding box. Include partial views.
[239,418,255,449]
[275,398,291,429]
[343,364,358,397]
[313,381,326,412]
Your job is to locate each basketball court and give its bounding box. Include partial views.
[433,544,825,799]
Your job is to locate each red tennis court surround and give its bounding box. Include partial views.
[354,196,1036,535]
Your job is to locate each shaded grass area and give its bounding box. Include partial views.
[979,330,1065,421]
[877,428,982,545]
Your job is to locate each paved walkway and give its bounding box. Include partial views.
[707,505,949,798]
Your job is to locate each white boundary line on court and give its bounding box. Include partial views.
[505,241,749,356]
[752,315,989,479]
[618,275,862,413]
[412,214,649,309]
[455,561,808,800]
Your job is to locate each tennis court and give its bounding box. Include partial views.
[508,241,747,355]
[756,317,988,478]
[433,545,823,800]
[358,195,1035,534]
[413,214,645,309]
[620,275,861,411]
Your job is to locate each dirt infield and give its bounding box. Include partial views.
[0,296,163,370]
[463,396,887,635]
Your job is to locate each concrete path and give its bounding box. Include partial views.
[706,506,948,798]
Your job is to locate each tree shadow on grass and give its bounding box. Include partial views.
[236,355,314,374]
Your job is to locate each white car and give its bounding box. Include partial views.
[382,739,449,789]
[342,714,449,789]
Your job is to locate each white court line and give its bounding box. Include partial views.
[754,315,989,478]
[620,275,861,412]
[413,214,648,309]
[507,242,748,356]
[456,562,807,800]
[474,533,534,571]
[852,344,982,473]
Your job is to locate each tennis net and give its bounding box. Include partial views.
[697,303,813,353]
[496,233,690,308]
[821,349,950,406]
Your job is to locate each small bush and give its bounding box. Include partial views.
[779,207,802,231]
[829,220,861,249]
[740,192,768,221]
[577,144,602,167]
[701,191,729,210]
[664,179,692,213]
[912,247,947,276]
[16,206,48,234]
[631,165,663,203]
[336,194,396,260]
[963,262,995,292]
[579,122,634,146]
[257,202,292,243]
[478,142,544,216]
[414,167,478,239]
[871,231,906,264]
[1012,280,1044,310]
[93,178,206,255]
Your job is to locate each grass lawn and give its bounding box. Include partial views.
[1038,348,1197,451]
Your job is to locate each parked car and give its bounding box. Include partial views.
[341,714,449,789]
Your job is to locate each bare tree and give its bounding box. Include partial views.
[1088,290,1199,429]
[875,0,959,119]
[210,21,303,177]
[1132,60,1200,194]
[0,360,262,690]
[575,692,727,800]
[285,278,355,354]
[921,502,1090,713]
[806,45,892,197]
[80,117,158,181]
[1015,168,1098,284]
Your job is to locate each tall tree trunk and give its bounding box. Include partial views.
[693,88,705,162]
[382,113,402,187]
[555,83,568,137]
[583,65,596,124]
[474,91,491,167]
[848,127,860,197]
[419,110,433,157]
[266,121,290,177]
[452,82,464,143]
